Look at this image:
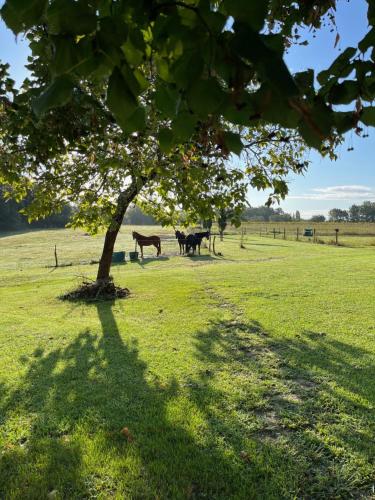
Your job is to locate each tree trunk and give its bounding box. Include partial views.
[96,178,143,283]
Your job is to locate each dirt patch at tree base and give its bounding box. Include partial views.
[60,278,129,302]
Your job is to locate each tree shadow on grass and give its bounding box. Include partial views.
[1,309,373,498]
[190,319,375,498]
[0,305,292,498]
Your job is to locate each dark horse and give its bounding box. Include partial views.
[175,230,186,255]
[186,231,210,255]
[132,231,161,258]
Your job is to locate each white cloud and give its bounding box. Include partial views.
[289,185,375,201]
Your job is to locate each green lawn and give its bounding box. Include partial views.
[0,228,374,499]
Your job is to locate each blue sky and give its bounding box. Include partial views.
[0,0,374,217]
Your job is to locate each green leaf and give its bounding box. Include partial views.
[50,38,78,76]
[334,112,356,134]
[222,131,243,156]
[187,78,225,117]
[107,68,139,132]
[232,23,299,98]
[294,69,315,94]
[172,112,197,141]
[328,81,359,105]
[122,107,146,134]
[360,107,375,126]
[155,85,180,118]
[47,0,97,35]
[358,28,375,52]
[32,76,74,117]
[158,128,174,153]
[223,0,269,31]
[0,0,47,34]
[317,47,356,85]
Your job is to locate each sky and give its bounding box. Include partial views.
[0,0,374,218]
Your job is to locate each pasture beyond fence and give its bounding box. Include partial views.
[48,224,375,268]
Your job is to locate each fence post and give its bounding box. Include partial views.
[335,228,339,245]
[313,228,316,243]
[240,228,245,248]
[273,228,276,239]
[296,227,299,241]
[283,228,286,240]
[213,235,217,255]
[209,235,212,253]
[54,245,58,268]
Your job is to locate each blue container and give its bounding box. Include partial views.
[129,251,139,261]
[112,251,125,263]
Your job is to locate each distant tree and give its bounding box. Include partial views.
[310,215,326,222]
[328,208,349,222]
[217,209,229,241]
[349,204,361,222]
[359,201,375,222]
[123,205,157,226]
[269,208,292,222]
[241,206,293,222]
[202,219,213,231]
[0,185,72,231]
[295,210,301,221]
[0,186,24,231]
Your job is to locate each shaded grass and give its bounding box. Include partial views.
[0,229,374,498]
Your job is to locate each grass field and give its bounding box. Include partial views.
[238,221,375,248]
[0,227,374,499]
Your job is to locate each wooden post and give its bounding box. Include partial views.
[209,235,212,253]
[240,228,245,248]
[335,228,339,245]
[283,228,286,240]
[296,227,299,241]
[54,245,58,268]
[273,228,276,239]
[213,235,217,255]
[313,228,316,243]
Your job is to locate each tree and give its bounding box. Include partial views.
[217,208,228,241]
[202,219,212,231]
[5,0,371,294]
[310,215,326,222]
[0,185,73,232]
[241,205,293,222]
[269,207,292,222]
[349,204,361,222]
[123,205,157,226]
[295,210,301,221]
[328,208,349,222]
[1,54,310,293]
[359,201,375,222]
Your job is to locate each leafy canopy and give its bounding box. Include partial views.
[1,0,375,153]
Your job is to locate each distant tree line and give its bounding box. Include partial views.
[122,205,157,225]
[241,206,294,222]
[329,202,375,222]
[0,186,73,232]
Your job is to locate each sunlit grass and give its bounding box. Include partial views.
[0,228,374,498]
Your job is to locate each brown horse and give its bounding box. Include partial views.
[132,231,161,258]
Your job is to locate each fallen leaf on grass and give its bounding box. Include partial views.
[120,427,134,442]
[239,450,251,462]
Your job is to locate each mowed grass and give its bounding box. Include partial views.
[0,228,374,499]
